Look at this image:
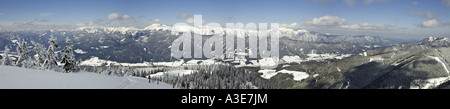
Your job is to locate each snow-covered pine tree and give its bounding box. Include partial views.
[125,66,135,76]
[60,37,71,64]
[61,37,77,73]
[22,58,34,68]
[103,63,115,75]
[75,59,81,72]
[118,65,125,76]
[42,36,58,70]
[92,65,98,73]
[1,46,12,66]
[32,41,46,68]
[15,39,30,67]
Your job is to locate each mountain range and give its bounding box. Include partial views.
[269,36,450,89]
[0,24,404,63]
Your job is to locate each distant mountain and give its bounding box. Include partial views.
[0,24,405,63]
[280,31,399,46]
[272,36,450,89]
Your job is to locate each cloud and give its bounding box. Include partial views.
[410,11,435,19]
[281,23,302,29]
[139,15,146,18]
[176,13,191,18]
[35,18,49,22]
[364,0,391,4]
[343,0,356,6]
[39,13,53,17]
[305,16,347,27]
[108,13,120,20]
[412,1,418,5]
[444,0,450,7]
[304,16,396,31]
[149,18,160,24]
[15,21,34,25]
[108,13,134,20]
[77,22,94,26]
[77,19,104,26]
[121,14,133,20]
[186,18,194,23]
[340,23,396,30]
[418,19,443,28]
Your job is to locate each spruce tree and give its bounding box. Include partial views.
[1,46,12,66]
[42,36,58,70]
[61,37,76,73]
[16,39,30,67]
[125,66,135,76]
[32,41,46,68]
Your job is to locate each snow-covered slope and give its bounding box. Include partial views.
[258,69,309,81]
[0,65,175,89]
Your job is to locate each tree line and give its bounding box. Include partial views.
[148,65,279,89]
[82,64,278,89]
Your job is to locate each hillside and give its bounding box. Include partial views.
[266,37,450,89]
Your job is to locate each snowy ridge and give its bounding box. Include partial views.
[76,24,311,38]
[428,56,450,74]
[419,36,450,44]
[278,27,309,37]
[77,26,140,35]
[74,24,394,46]
[143,24,172,32]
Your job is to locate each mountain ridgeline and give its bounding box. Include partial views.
[0,24,402,63]
[272,37,450,89]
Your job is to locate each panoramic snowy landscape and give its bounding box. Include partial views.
[1,0,450,89]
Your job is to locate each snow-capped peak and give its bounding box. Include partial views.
[428,36,437,42]
[143,24,171,32]
[423,36,448,42]
[77,26,139,35]
[278,27,309,37]
[77,24,312,37]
